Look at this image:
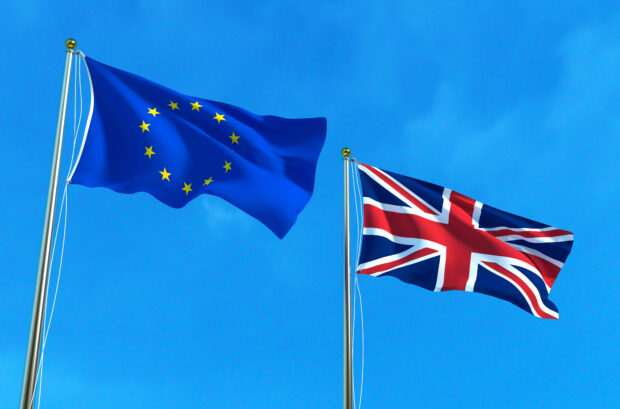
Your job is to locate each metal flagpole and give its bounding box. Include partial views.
[342,147,353,409]
[19,38,76,409]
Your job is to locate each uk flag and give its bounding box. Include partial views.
[356,162,574,319]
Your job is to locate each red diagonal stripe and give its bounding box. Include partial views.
[360,163,437,214]
[363,203,438,238]
[518,251,562,289]
[358,247,438,275]
[483,262,557,319]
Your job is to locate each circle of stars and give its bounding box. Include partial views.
[139,99,241,197]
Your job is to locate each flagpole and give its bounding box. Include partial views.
[19,38,76,409]
[342,147,353,409]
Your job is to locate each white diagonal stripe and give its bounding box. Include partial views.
[495,234,574,243]
[478,226,558,232]
[357,244,421,272]
[363,197,448,223]
[357,163,446,219]
[481,260,558,319]
[507,243,564,269]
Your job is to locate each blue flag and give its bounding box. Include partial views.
[69,56,327,238]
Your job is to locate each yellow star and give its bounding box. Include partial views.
[139,120,150,133]
[168,100,179,110]
[190,101,203,111]
[159,168,171,181]
[147,107,160,117]
[223,161,232,173]
[229,131,240,144]
[213,112,226,123]
[203,177,214,186]
[182,182,192,195]
[144,146,155,159]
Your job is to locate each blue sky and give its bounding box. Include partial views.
[1,1,619,408]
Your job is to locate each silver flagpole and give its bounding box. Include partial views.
[19,38,76,409]
[342,147,353,409]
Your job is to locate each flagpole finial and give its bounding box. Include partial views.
[65,38,77,50]
[341,147,351,157]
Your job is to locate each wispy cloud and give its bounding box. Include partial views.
[403,12,620,200]
[199,195,255,235]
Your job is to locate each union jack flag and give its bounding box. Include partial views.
[356,162,574,319]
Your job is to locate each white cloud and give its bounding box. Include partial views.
[199,195,255,235]
[403,12,620,198]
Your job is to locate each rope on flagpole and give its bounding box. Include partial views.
[20,38,75,409]
[351,160,358,409]
[350,159,365,409]
[32,52,84,409]
[354,276,365,409]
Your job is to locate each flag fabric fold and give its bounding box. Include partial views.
[69,55,326,238]
[356,162,574,319]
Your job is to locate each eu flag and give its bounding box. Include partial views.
[69,56,327,238]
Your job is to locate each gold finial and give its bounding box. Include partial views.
[341,147,351,157]
[65,38,77,50]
